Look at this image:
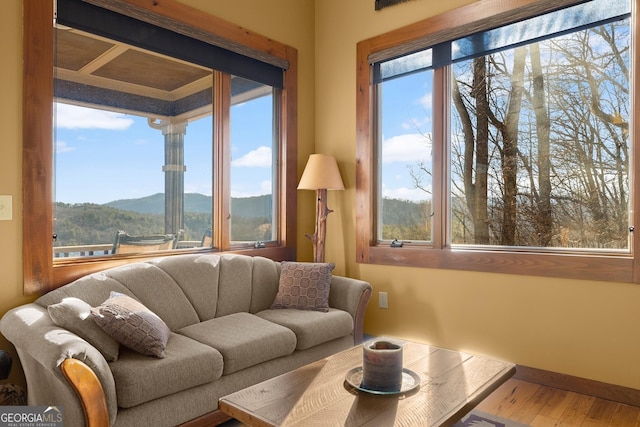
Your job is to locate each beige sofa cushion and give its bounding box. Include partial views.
[110,333,224,408]
[148,254,222,321]
[256,308,354,350]
[103,264,200,330]
[177,312,296,375]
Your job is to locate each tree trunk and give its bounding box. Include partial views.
[472,57,490,244]
[530,43,552,246]
[500,47,527,246]
[452,75,477,243]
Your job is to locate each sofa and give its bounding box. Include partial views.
[0,253,372,426]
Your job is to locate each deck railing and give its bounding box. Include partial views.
[53,240,202,258]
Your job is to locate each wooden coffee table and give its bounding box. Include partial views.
[219,338,515,426]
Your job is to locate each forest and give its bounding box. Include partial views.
[53,193,273,249]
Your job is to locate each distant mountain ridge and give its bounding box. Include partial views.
[105,193,272,218]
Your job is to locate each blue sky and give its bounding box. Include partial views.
[379,70,434,202]
[54,74,432,205]
[55,94,274,204]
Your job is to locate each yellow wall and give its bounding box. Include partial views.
[0,0,35,388]
[1,0,639,393]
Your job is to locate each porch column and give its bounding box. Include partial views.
[149,118,188,236]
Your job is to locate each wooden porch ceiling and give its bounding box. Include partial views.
[54,27,264,120]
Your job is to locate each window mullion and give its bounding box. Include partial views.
[432,66,449,250]
[374,83,383,244]
[213,71,231,250]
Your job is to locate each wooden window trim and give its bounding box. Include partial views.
[355,0,640,283]
[23,0,298,294]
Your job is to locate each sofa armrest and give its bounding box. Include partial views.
[328,276,372,345]
[0,304,117,426]
[62,358,109,427]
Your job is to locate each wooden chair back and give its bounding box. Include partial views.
[112,230,178,254]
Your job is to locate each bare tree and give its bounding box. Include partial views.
[401,18,631,250]
[451,58,491,244]
[530,42,552,246]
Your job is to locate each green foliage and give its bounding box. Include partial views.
[54,203,165,247]
[380,198,431,241]
[231,216,272,241]
[53,193,272,247]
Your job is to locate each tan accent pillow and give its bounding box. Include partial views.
[48,297,120,362]
[271,262,335,312]
[91,292,170,358]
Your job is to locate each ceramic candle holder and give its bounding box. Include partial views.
[362,340,403,392]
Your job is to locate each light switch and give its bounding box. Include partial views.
[0,195,13,220]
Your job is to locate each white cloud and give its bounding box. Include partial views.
[55,140,75,153]
[55,103,134,130]
[382,133,432,163]
[399,90,433,131]
[231,146,272,167]
[401,115,431,131]
[260,180,272,193]
[382,184,431,202]
[417,92,432,110]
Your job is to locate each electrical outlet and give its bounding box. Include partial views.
[378,292,388,309]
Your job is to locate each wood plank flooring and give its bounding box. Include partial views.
[476,378,640,426]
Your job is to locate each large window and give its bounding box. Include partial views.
[357,0,639,282]
[23,0,298,293]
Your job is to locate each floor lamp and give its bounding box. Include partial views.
[298,154,345,263]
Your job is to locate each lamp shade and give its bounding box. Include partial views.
[298,154,345,190]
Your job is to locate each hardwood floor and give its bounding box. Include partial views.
[476,378,640,426]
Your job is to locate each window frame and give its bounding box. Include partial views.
[356,0,640,283]
[23,0,298,294]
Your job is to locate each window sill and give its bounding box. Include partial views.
[361,245,634,283]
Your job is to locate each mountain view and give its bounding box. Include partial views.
[54,193,273,248]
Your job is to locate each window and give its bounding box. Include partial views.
[53,33,216,256]
[23,0,298,293]
[229,78,278,244]
[376,50,435,243]
[357,0,639,282]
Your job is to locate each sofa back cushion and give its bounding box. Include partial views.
[214,255,254,317]
[37,254,284,332]
[150,254,280,320]
[248,256,281,313]
[147,254,222,321]
[101,263,200,330]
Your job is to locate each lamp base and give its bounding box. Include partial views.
[306,188,333,263]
